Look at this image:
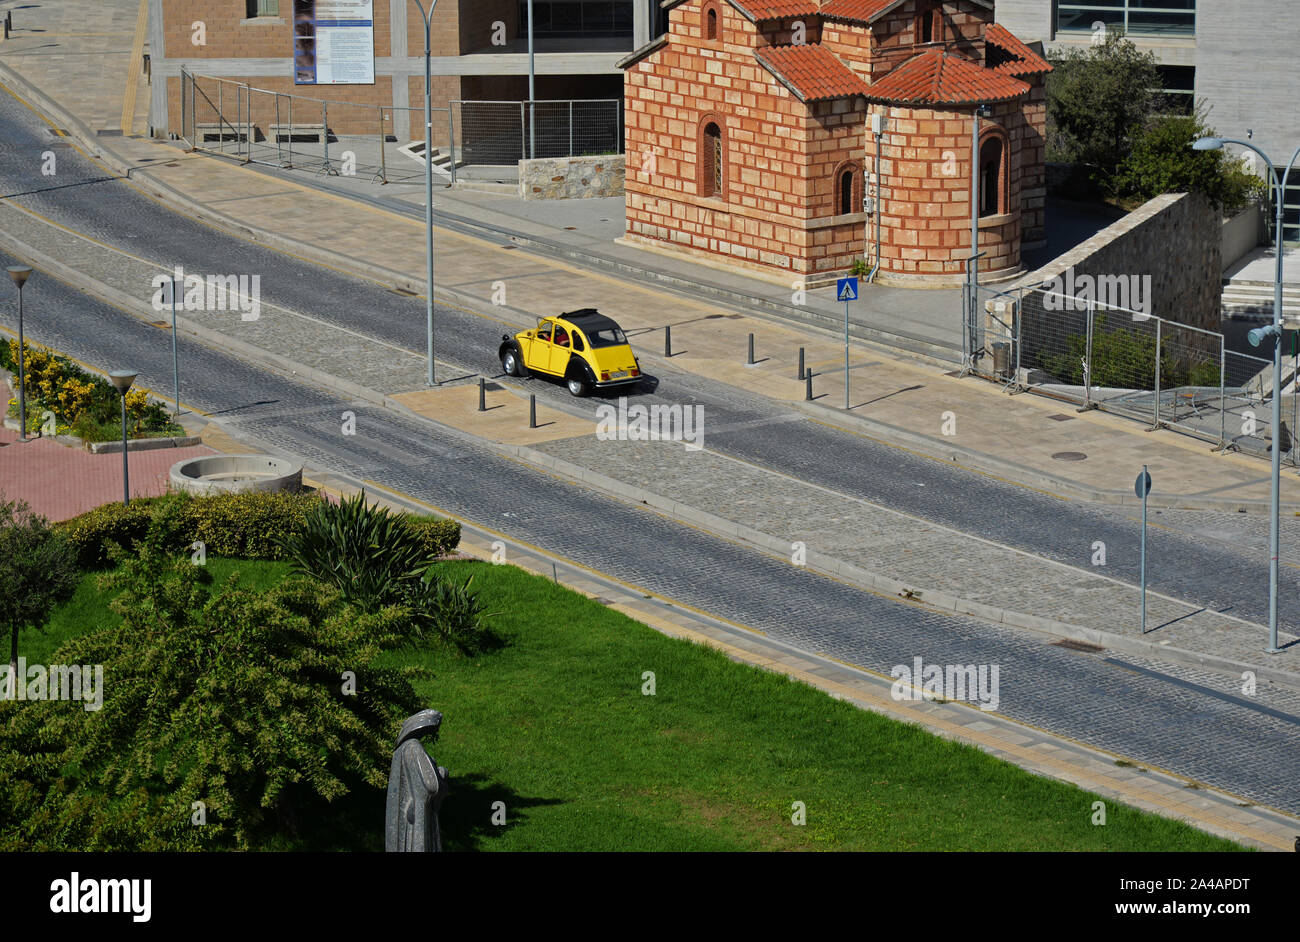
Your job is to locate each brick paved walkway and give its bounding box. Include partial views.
[0,425,213,521]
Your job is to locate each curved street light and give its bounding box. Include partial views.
[1192,135,1300,654]
[109,370,138,507]
[409,0,440,387]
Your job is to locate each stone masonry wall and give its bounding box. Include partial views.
[520,156,626,200]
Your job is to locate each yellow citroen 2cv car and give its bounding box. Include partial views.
[499,309,641,397]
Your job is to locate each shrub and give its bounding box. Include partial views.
[278,491,438,611]
[400,514,462,559]
[0,538,426,850]
[416,570,497,652]
[1039,315,1222,389]
[59,492,323,569]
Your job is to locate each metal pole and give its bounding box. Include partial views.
[1153,318,1162,429]
[570,99,574,157]
[844,298,850,409]
[805,370,813,401]
[1084,300,1095,408]
[1269,161,1286,652]
[664,324,672,357]
[411,0,438,386]
[121,394,130,506]
[378,105,387,183]
[528,0,536,159]
[286,92,293,168]
[748,333,755,365]
[448,104,457,185]
[245,82,252,162]
[1219,339,1226,450]
[1140,464,1148,633]
[171,277,180,416]
[16,284,25,442]
[798,346,805,381]
[479,376,486,412]
[970,105,980,336]
[322,100,330,171]
[529,394,537,429]
[274,92,282,164]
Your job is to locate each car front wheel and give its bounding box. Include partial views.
[501,348,521,377]
[566,374,591,397]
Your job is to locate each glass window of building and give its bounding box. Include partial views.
[1057,1,1196,38]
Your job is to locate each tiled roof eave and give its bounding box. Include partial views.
[860,87,1030,106]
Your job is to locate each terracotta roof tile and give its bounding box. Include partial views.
[985,23,1054,76]
[818,0,900,22]
[862,49,1030,106]
[729,0,823,21]
[754,43,871,102]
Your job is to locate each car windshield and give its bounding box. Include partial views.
[587,326,627,348]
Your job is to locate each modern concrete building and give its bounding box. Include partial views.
[148,0,663,145]
[993,1,1300,239]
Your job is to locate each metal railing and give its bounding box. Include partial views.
[966,283,1299,464]
[454,98,623,166]
[179,71,624,180]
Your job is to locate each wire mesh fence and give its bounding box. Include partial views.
[966,283,1300,464]
[180,72,624,181]
[454,99,623,166]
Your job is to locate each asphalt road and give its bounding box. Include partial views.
[2,87,1299,814]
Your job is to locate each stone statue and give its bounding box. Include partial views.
[384,709,450,852]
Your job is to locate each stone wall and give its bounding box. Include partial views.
[519,156,626,200]
[1003,192,1224,372]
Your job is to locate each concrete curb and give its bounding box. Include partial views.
[791,397,1300,513]
[494,438,1300,688]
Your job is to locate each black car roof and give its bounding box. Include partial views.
[559,309,621,333]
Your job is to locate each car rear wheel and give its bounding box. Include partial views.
[566,374,591,397]
[501,348,521,377]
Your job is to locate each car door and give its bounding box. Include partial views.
[525,318,555,374]
[549,322,574,375]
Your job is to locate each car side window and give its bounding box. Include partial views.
[554,327,570,348]
[571,331,586,352]
[537,321,552,343]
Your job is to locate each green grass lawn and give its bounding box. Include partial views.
[18,557,1245,852]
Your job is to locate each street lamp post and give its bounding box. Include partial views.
[527,0,536,160]
[170,276,182,417]
[6,266,32,442]
[410,0,440,386]
[109,370,138,507]
[1193,135,1300,654]
[969,105,992,366]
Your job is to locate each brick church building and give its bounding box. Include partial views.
[618,0,1051,286]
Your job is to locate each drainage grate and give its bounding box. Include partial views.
[1048,414,1075,422]
[1053,638,1105,653]
[1052,451,1088,462]
[388,287,416,297]
[563,226,577,231]
[149,321,171,330]
[501,245,517,250]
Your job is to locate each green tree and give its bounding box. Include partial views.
[1117,107,1269,213]
[0,534,427,850]
[0,497,79,692]
[1047,32,1161,194]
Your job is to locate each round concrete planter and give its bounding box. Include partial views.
[170,454,302,496]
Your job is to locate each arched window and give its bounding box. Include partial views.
[703,1,721,41]
[835,162,862,216]
[916,3,942,44]
[979,135,1004,217]
[700,120,724,199]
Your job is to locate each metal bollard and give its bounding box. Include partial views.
[747,333,755,365]
[665,324,672,358]
[478,376,486,412]
[529,394,537,429]
[805,370,813,401]
[797,347,805,380]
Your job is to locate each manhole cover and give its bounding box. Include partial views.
[1053,638,1105,653]
[1052,451,1088,461]
[1048,414,1075,422]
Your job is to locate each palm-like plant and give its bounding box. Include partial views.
[277,492,436,611]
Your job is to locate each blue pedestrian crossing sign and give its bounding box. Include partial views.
[836,277,859,302]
